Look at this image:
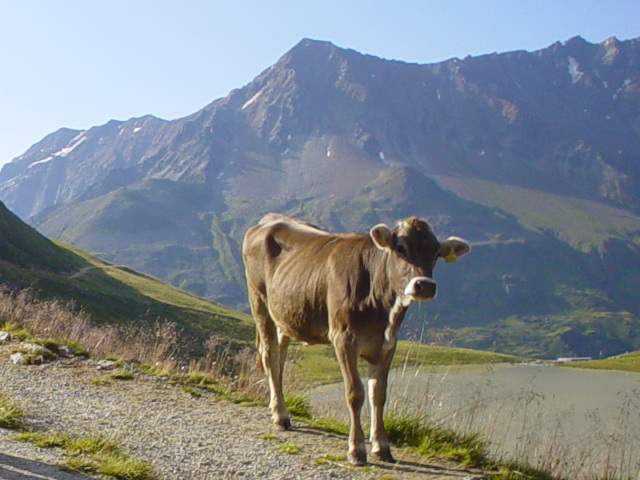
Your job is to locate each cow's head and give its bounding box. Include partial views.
[370,217,470,306]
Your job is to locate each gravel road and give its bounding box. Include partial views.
[0,348,482,480]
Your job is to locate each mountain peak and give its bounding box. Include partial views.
[563,35,589,47]
[604,36,621,47]
[292,37,336,50]
[278,38,345,68]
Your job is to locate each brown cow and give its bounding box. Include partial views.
[242,213,469,465]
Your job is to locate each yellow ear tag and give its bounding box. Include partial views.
[444,252,458,263]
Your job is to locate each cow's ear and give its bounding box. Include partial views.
[438,237,470,263]
[370,224,393,250]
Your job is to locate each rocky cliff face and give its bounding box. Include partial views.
[2,36,640,358]
[6,36,640,219]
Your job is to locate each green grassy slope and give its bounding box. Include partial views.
[434,175,640,251]
[412,175,640,359]
[57,243,253,341]
[560,351,640,373]
[33,179,241,306]
[0,201,253,347]
[0,201,82,273]
[291,341,522,385]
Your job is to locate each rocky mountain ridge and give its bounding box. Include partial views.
[5,36,640,218]
[1,35,640,358]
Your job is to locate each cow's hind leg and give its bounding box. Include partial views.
[248,290,291,430]
[332,330,366,466]
[367,344,397,463]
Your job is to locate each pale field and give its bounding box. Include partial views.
[311,364,640,479]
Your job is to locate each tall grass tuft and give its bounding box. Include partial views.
[285,394,313,420]
[0,392,23,429]
[384,410,487,466]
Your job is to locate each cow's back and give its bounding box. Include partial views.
[242,214,371,344]
[243,213,328,292]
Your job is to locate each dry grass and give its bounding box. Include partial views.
[309,358,640,480]
[384,366,639,480]
[0,289,264,401]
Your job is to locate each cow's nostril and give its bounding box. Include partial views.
[416,279,436,297]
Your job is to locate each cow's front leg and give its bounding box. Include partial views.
[332,330,366,465]
[367,341,397,463]
[277,329,290,396]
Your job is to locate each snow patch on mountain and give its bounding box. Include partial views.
[568,57,584,84]
[28,134,87,168]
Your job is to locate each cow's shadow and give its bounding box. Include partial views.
[292,424,484,479]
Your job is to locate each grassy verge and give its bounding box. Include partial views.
[160,367,266,407]
[283,394,563,479]
[558,351,640,373]
[384,410,486,466]
[13,430,155,480]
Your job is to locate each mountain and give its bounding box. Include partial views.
[0,200,253,348]
[2,36,640,358]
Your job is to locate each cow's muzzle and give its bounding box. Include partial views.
[403,277,436,301]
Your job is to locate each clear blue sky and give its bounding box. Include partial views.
[1,1,638,167]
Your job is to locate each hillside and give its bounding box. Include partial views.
[1,36,640,358]
[0,200,253,348]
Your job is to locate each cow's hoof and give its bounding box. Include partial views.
[274,418,292,430]
[347,451,367,466]
[372,450,396,463]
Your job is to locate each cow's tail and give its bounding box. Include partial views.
[255,325,264,373]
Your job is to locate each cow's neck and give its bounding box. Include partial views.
[365,248,397,308]
[367,248,408,351]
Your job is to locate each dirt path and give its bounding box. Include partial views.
[0,348,483,480]
[68,266,128,280]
